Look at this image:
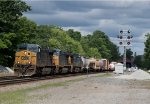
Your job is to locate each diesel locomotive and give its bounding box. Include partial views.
[14,43,83,76]
[14,43,111,76]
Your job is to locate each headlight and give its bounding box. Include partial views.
[29,61,31,64]
[24,51,27,55]
[17,61,20,64]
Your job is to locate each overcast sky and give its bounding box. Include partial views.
[24,0,150,55]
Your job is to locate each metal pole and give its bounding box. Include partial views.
[124,46,126,71]
[87,67,88,77]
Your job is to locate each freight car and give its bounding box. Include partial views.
[87,58,110,72]
[100,59,110,71]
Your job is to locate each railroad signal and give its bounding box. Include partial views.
[120,30,123,34]
[119,42,122,45]
[120,36,123,39]
[128,30,130,34]
[118,29,133,71]
[127,42,130,45]
[117,35,123,39]
[127,36,130,39]
[118,29,133,46]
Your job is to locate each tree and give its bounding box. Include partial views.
[0,0,31,66]
[134,55,145,68]
[0,0,31,34]
[30,25,85,55]
[86,48,101,58]
[126,48,133,60]
[88,30,120,60]
[144,33,150,69]
[67,29,81,41]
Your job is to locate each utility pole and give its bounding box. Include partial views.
[118,30,133,71]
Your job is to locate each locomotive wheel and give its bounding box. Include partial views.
[58,68,62,74]
[72,68,76,73]
[67,67,71,73]
[36,68,42,76]
[50,68,56,75]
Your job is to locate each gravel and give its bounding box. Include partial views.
[0,65,8,73]
[1,72,150,104]
[115,69,150,80]
[26,73,150,104]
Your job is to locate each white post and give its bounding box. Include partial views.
[124,46,126,71]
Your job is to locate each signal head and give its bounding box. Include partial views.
[128,30,130,34]
[120,30,123,34]
[119,42,123,45]
[127,42,130,45]
[127,36,130,39]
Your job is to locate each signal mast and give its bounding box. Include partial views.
[118,30,133,70]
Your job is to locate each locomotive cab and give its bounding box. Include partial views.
[14,43,41,76]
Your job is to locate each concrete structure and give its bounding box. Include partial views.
[114,63,124,74]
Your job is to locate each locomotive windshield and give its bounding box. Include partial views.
[17,44,41,52]
[53,49,61,55]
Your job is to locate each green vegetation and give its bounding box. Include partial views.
[0,0,120,67]
[0,77,85,104]
[0,0,31,66]
[95,73,112,78]
[144,33,150,69]
[0,90,26,104]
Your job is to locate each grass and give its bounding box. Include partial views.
[0,90,26,104]
[94,73,112,78]
[0,77,85,104]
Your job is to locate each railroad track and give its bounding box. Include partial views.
[0,72,97,87]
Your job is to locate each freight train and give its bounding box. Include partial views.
[14,43,112,76]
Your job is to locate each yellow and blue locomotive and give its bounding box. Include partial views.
[14,43,83,76]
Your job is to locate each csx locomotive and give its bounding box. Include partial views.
[14,43,111,76]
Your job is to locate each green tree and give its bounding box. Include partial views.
[30,25,85,55]
[86,48,101,58]
[144,33,150,69]
[134,55,145,68]
[89,30,119,60]
[67,29,81,41]
[0,0,31,66]
[126,48,133,60]
[0,0,30,33]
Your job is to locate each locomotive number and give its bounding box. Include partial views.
[21,56,29,60]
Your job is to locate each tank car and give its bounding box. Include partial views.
[88,58,101,72]
[99,59,109,71]
[81,56,89,71]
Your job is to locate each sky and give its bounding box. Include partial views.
[23,0,150,55]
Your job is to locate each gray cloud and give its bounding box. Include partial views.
[24,0,150,55]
